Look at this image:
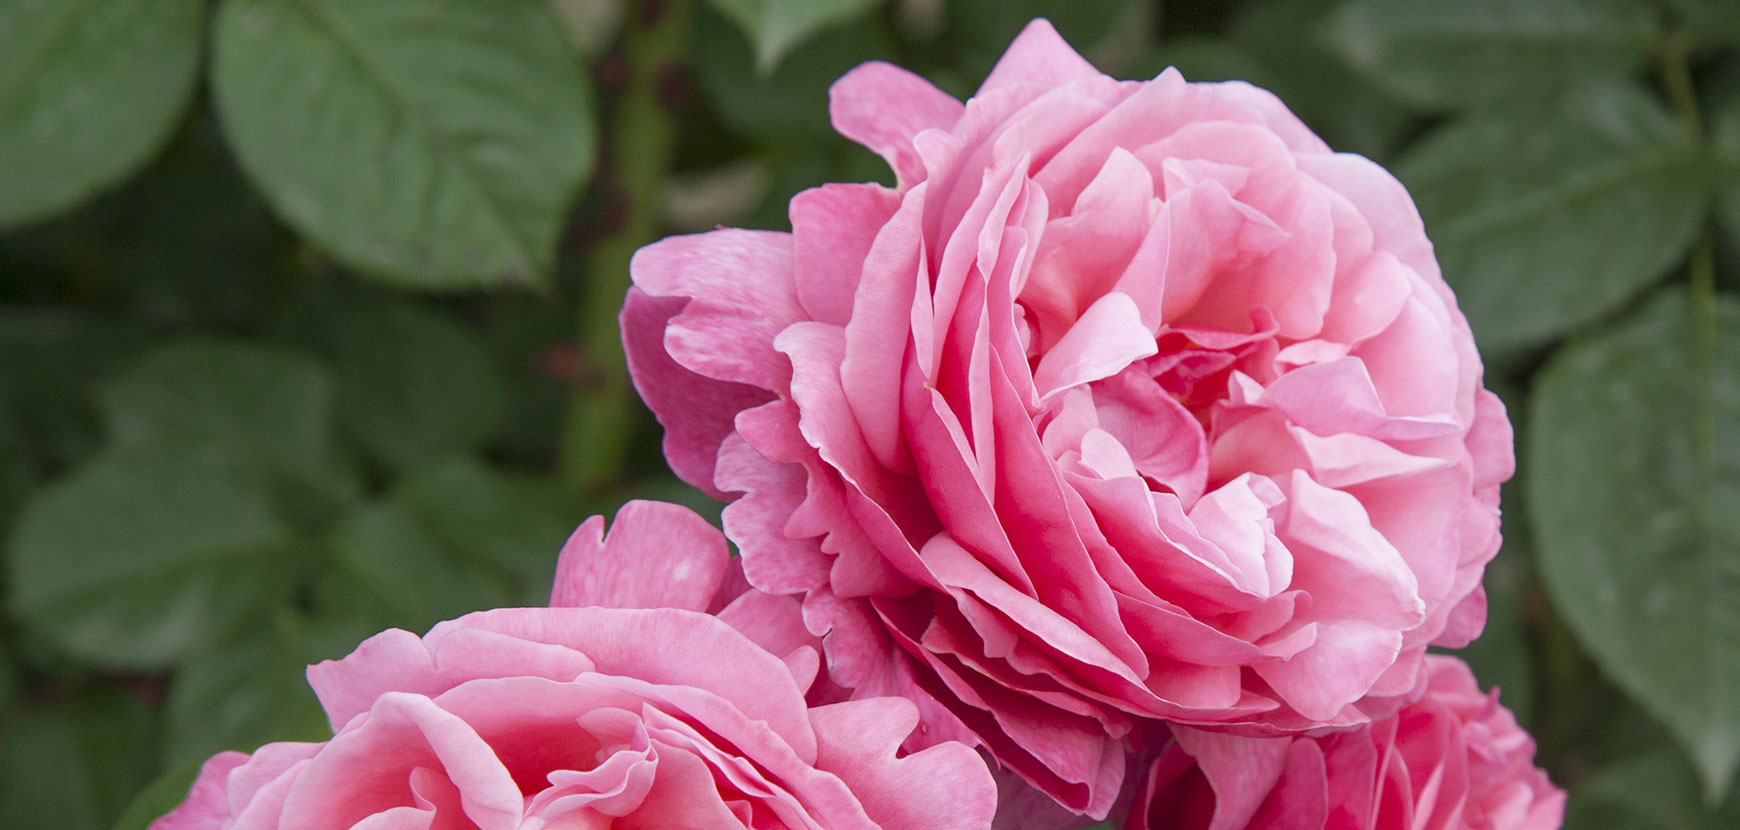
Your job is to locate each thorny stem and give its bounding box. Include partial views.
[1660,29,1718,521]
[1664,33,1728,806]
[1687,231,1718,596]
[1658,29,1704,145]
[557,0,691,495]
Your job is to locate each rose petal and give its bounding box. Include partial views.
[549,501,729,612]
[830,63,965,188]
[977,19,1101,96]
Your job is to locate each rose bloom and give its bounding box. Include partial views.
[622,18,1511,818]
[152,501,996,830]
[1134,656,1564,830]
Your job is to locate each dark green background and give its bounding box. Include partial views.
[3,0,1739,826]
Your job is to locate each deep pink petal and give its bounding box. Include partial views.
[279,693,522,830]
[150,752,250,830]
[716,427,832,596]
[614,743,747,829]
[307,628,595,732]
[841,183,929,474]
[1253,621,1403,722]
[621,289,773,499]
[1171,727,1294,830]
[810,698,997,830]
[829,64,964,188]
[428,607,819,763]
[549,500,729,613]
[628,229,803,393]
[1032,292,1159,402]
[977,19,1101,96]
[792,183,904,326]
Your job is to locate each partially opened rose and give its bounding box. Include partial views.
[151,501,996,830]
[1134,656,1563,829]
[622,18,1512,817]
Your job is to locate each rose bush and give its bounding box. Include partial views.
[1134,656,1563,830]
[622,18,1512,817]
[151,501,995,830]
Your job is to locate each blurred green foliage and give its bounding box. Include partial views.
[2,0,1740,826]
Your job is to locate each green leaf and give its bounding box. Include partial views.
[0,687,157,830]
[58,117,294,329]
[1568,751,1740,828]
[0,398,30,520]
[332,302,505,473]
[6,447,295,669]
[0,312,139,538]
[316,496,519,636]
[313,460,566,635]
[0,639,15,714]
[161,626,331,768]
[704,0,880,73]
[1531,288,1740,803]
[112,758,201,828]
[1324,0,1657,111]
[1670,0,1740,50]
[1570,752,1704,829]
[210,0,596,288]
[0,0,204,226]
[393,460,571,602]
[99,339,352,504]
[1397,83,1707,356]
[112,759,205,830]
[1146,3,1414,160]
[692,4,893,144]
[0,309,142,470]
[547,0,624,58]
[1713,95,1740,249]
[1223,0,1413,159]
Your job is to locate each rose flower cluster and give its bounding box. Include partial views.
[154,502,996,830]
[156,19,1561,830]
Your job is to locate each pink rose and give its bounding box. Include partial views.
[152,501,996,830]
[1134,656,1564,829]
[621,17,1512,818]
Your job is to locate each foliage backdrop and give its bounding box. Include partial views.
[2,0,1739,826]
